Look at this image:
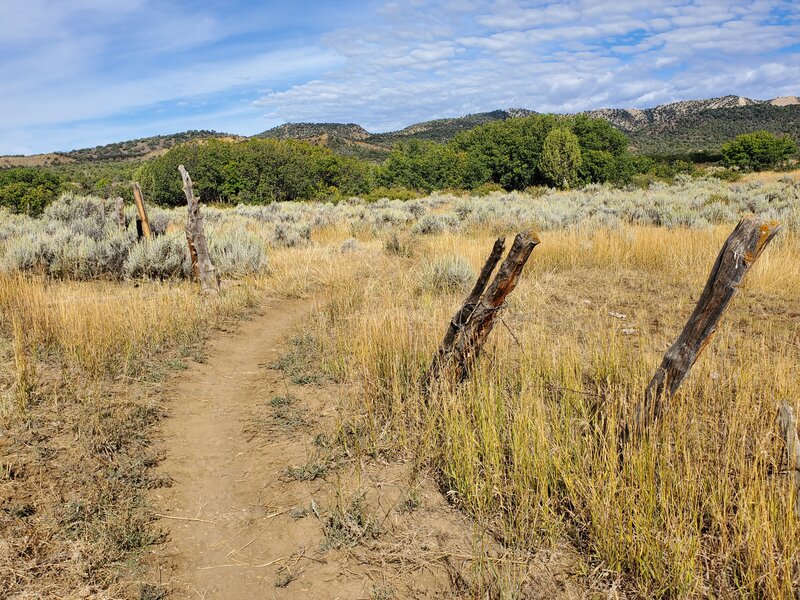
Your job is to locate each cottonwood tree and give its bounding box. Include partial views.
[540,128,582,188]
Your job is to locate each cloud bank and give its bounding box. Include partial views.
[2,0,798,154]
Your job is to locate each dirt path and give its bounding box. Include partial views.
[149,297,584,599]
[151,297,320,598]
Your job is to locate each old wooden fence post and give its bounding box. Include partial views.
[114,197,126,230]
[132,183,152,239]
[620,216,780,448]
[422,231,540,395]
[178,165,219,294]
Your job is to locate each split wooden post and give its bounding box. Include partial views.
[178,165,219,294]
[422,231,539,394]
[779,401,800,518]
[621,216,781,447]
[114,197,126,230]
[132,183,152,239]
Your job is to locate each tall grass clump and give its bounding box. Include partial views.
[418,255,476,293]
[0,272,259,376]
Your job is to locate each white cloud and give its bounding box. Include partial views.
[2,0,798,153]
[253,0,799,130]
[0,47,341,130]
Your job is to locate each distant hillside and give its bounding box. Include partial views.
[0,130,237,168]
[255,122,389,161]
[627,104,800,154]
[252,96,799,157]
[3,95,798,167]
[368,110,517,145]
[585,95,798,131]
[254,113,521,160]
[0,153,75,168]
[60,130,238,162]
[585,95,800,154]
[256,122,370,141]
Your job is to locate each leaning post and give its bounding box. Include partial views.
[178,165,219,294]
[132,183,152,239]
[620,216,780,448]
[421,231,539,396]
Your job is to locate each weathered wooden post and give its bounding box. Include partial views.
[778,401,800,518]
[132,183,152,239]
[114,197,126,230]
[620,216,780,448]
[178,165,219,294]
[422,231,539,394]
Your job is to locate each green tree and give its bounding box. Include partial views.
[137,138,373,206]
[0,168,63,215]
[452,115,561,189]
[378,140,472,191]
[450,114,632,190]
[540,128,582,188]
[721,131,797,171]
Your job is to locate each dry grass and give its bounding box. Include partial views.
[2,179,799,597]
[307,223,800,598]
[0,275,261,598]
[0,274,260,378]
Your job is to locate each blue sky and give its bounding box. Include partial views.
[2,0,798,155]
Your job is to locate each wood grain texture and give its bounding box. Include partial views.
[114,197,125,230]
[779,401,800,518]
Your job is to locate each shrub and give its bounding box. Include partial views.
[271,222,312,248]
[0,224,135,279]
[419,255,476,293]
[412,213,458,235]
[384,233,415,257]
[471,182,506,196]
[709,168,743,182]
[208,229,268,277]
[363,186,420,202]
[340,238,361,253]
[123,236,190,280]
[43,193,112,223]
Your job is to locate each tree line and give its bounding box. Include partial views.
[1,116,796,215]
[135,114,638,204]
[378,114,635,191]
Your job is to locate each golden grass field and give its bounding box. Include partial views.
[305,222,800,597]
[2,180,800,597]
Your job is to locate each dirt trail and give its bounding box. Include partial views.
[151,297,321,597]
[149,297,584,599]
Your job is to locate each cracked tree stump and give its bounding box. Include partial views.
[422,231,540,395]
[178,165,219,294]
[620,216,781,448]
[779,401,800,518]
[132,183,152,239]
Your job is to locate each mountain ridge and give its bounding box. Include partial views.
[2,95,798,166]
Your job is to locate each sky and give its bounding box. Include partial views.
[1,0,799,155]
